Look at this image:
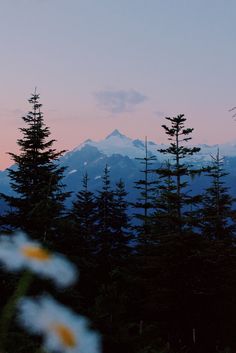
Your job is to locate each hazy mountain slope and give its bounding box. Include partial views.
[0,130,236,208]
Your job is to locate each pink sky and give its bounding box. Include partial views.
[0,0,235,169]
[0,96,235,170]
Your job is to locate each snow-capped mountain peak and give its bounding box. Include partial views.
[71,130,236,163]
[1,130,236,204]
[105,129,128,140]
[72,130,150,158]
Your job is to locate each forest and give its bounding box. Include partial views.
[0,92,235,353]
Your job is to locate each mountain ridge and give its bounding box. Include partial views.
[0,130,236,205]
[70,129,236,162]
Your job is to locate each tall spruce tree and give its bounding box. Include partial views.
[156,114,202,234]
[71,172,97,241]
[199,149,236,241]
[0,92,69,241]
[151,160,179,237]
[133,137,157,237]
[57,174,97,264]
[94,166,133,284]
[135,115,208,351]
[93,176,133,351]
[95,165,116,259]
[112,179,131,258]
[113,179,129,234]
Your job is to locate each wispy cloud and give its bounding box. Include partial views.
[0,108,25,119]
[154,111,165,118]
[94,89,147,114]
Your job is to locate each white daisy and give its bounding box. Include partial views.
[0,232,77,287]
[18,295,101,353]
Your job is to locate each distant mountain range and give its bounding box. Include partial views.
[66,129,236,163]
[0,129,236,205]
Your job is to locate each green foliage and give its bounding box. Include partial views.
[2,106,236,353]
[0,92,70,241]
[133,137,157,237]
[153,114,203,235]
[95,166,131,260]
[199,149,236,240]
[68,172,97,264]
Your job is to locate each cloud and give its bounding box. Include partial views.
[94,89,147,114]
[154,111,165,118]
[1,108,25,118]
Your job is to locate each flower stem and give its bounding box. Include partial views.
[0,271,33,350]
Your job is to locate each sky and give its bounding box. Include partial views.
[0,0,236,169]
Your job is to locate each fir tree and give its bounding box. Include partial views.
[71,172,97,242]
[199,149,236,241]
[136,115,207,350]
[133,137,157,237]
[0,92,69,241]
[92,177,133,350]
[112,179,131,258]
[65,172,98,265]
[95,165,116,258]
[151,160,179,238]
[156,114,202,234]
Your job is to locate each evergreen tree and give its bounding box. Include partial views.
[113,179,130,234]
[112,179,131,258]
[55,172,98,316]
[95,165,116,258]
[135,115,207,351]
[71,172,97,242]
[156,114,202,234]
[133,137,157,237]
[0,92,69,241]
[93,177,134,353]
[66,172,97,264]
[151,160,179,237]
[199,149,236,241]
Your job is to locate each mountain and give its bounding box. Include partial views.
[60,129,236,202]
[70,129,159,159]
[1,130,236,206]
[67,129,236,164]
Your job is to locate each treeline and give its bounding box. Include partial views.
[0,93,236,353]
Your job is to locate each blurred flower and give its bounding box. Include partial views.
[18,295,101,353]
[0,232,77,287]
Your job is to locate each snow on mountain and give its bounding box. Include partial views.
[72,129,164,159]
[105,129,127,140]
[198,143,236,158]
[71,129,236,163]
[1,130,236,207]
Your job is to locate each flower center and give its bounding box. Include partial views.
[52,324,76,348]
[21,245,51,261]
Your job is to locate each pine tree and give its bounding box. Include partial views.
[136,115,207,350]
[93,177,133,350]
[112,179,131,259]
[95,165,116,258]
[151,160,179,238]
[66,172,98,263]
[156,114,202,235]
[0,92,69,241]
[133,137,157,237]
[71,172,97,241]
[94,166,133,291]
[199,149,236,241]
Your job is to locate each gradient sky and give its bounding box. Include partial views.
[0,0,236,169]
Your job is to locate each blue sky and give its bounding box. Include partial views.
[0,0,235,168]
